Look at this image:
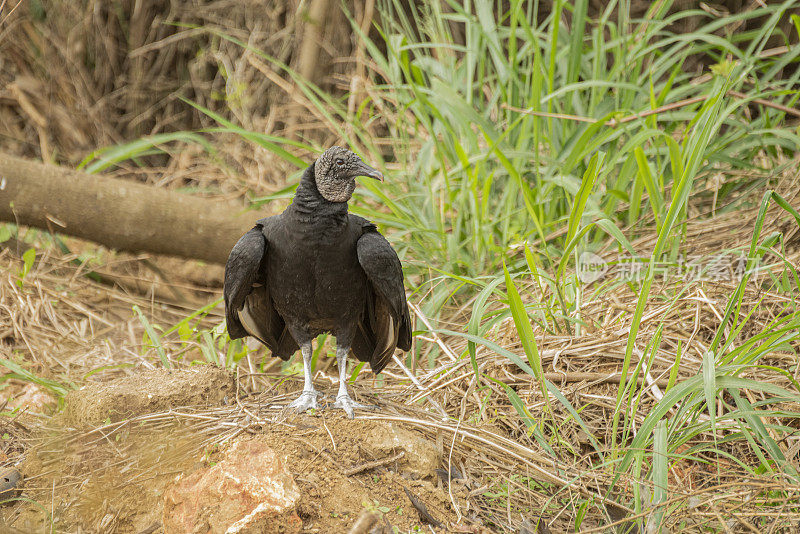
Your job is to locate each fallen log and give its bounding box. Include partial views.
[0,153,260,264]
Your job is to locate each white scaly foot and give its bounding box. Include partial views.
[333,343,377,418]
[288,341,318,413]
[288,390,319,412]
[333,393,374,419]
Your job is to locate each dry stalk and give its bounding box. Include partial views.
[343,450,404,476]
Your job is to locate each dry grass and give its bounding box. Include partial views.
[2,159,800,531]
[0,1,337,154]
[2,1,800,530]
[0,0,366,197]
[0,235,222,405]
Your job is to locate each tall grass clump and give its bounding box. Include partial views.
[86,1,800,311]
[80,1,800,529]
[358,0,798,307]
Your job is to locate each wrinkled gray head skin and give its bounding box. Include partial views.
[314,146,383,203]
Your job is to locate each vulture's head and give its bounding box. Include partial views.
[314,146,383,203]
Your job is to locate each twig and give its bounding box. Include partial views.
[361,415,569,490]
[727,89,800,120]
[391,354,448,417]
[287,0,331,138]
[508,371,670,388]
[0,0,22,26]
[321,414,337,452]
[503,96,706,126]
[610,95,709,126]
[136,522,161,534]
[501,107,598,123]
[235,367,265,426]
[128,29,205,58]
[247,54,334,135]
[447,417,463,523]
[347,510,379,534]
[408,302,458,361]
[354,0,375,82]
[504,89,800,126]
[343,450,404,476]
[408,359,472,405]
[403,487,444,528]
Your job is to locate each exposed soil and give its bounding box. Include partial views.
[275,417,455,533]
[4,166,800,532]
[60,366,236,427]
[6,369,460,533]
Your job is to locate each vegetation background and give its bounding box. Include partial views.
[1,0,800,532]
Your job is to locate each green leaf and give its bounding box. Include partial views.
[22,248,35,276]
[0,225,12,244]
[634,146,664,230]
[651,419,668,525]
[702,351,717,431]
[566,151,605,246]
[0,358,70,397]
[350,361,366,383]
[80,132,214,174]
[502,264,543,379]
[467,278,504,376]
[17,248,36,287]
[133,305,170,368]
[730,389,799,481]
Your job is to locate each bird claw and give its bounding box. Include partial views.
[333,394,375,419]
[288,390,319,412]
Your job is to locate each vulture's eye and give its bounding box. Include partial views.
[335,158,345,167]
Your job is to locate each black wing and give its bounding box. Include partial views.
[352,229,412,373]
[223,222,297,360]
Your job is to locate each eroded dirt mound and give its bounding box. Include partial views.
[60,366,235,427]
[17,424,205,533]
[275,417,454,532]
[11,370,459,533]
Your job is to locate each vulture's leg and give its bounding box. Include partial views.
[333,343,372,418]
[287,341,319,411]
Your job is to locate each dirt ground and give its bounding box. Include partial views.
[2,369,463,534]
[3,161,800,532]
[0,243,480,533]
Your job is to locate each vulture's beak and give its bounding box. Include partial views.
[355,161,384,182]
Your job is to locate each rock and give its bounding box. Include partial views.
[162,440,301,534]
[4,383,56,414]
[62,366,235,427]
[360,422,438,479]
[0,468,22,501]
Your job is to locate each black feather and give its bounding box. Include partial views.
[223,155,412,374]
[223,225,266,340]
[223,222,298,360]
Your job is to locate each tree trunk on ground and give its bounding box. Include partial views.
[0,153,261,264]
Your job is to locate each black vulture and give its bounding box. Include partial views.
[224,146,412,417]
